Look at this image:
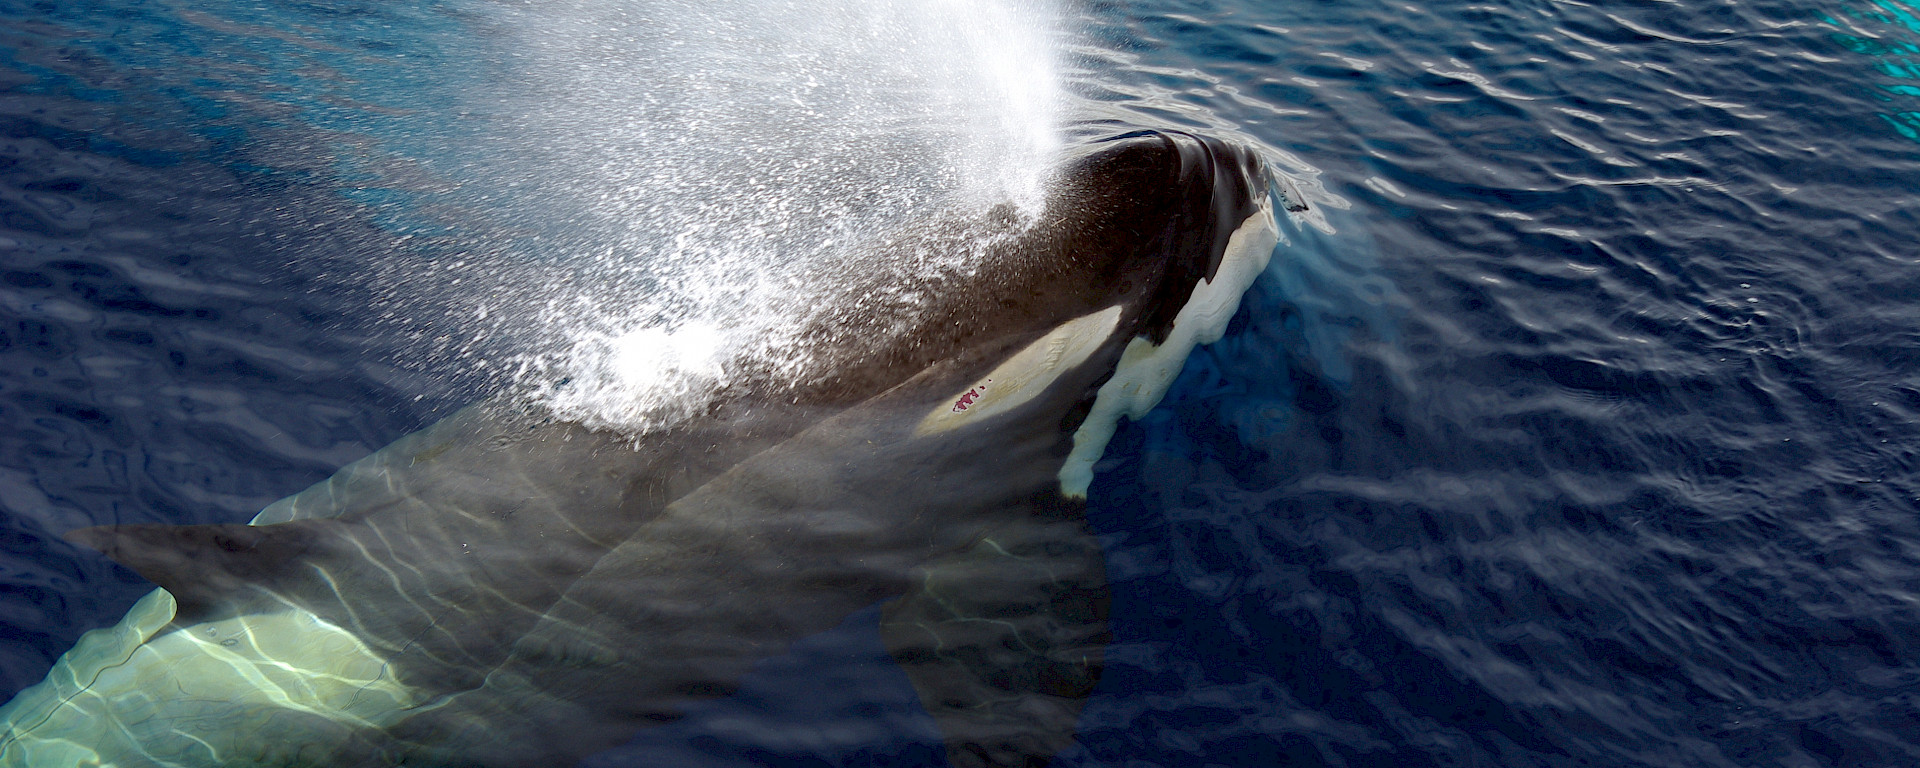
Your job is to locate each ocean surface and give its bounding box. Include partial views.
[3,0,1920,766]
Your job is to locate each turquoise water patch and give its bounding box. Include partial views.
[1829,0,1920,143]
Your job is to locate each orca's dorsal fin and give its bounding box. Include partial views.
[879,514,1110,768]
[65,521,323,622]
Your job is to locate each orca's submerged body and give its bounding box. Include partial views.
[0,130,1291,768]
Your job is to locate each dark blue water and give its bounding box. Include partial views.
[5,0,1920,766]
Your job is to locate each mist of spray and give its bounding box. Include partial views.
[426,0,1065,433]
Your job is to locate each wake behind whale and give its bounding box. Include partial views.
[0,129,1291,768]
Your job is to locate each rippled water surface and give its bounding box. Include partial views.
[4,0,1920,766]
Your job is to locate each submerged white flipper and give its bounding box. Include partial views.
[0,591,416,768]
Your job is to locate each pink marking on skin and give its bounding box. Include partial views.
[951,379,993,413]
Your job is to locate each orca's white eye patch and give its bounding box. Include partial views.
[916,305,1123,436]
[1058,202,1280,498]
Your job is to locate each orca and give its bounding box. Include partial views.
[0,129,1291,768]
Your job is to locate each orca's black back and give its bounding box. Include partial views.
[786,130,1271,405]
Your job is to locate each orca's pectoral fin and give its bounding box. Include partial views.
[880,516,1110,768]
[65,520,324,621]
